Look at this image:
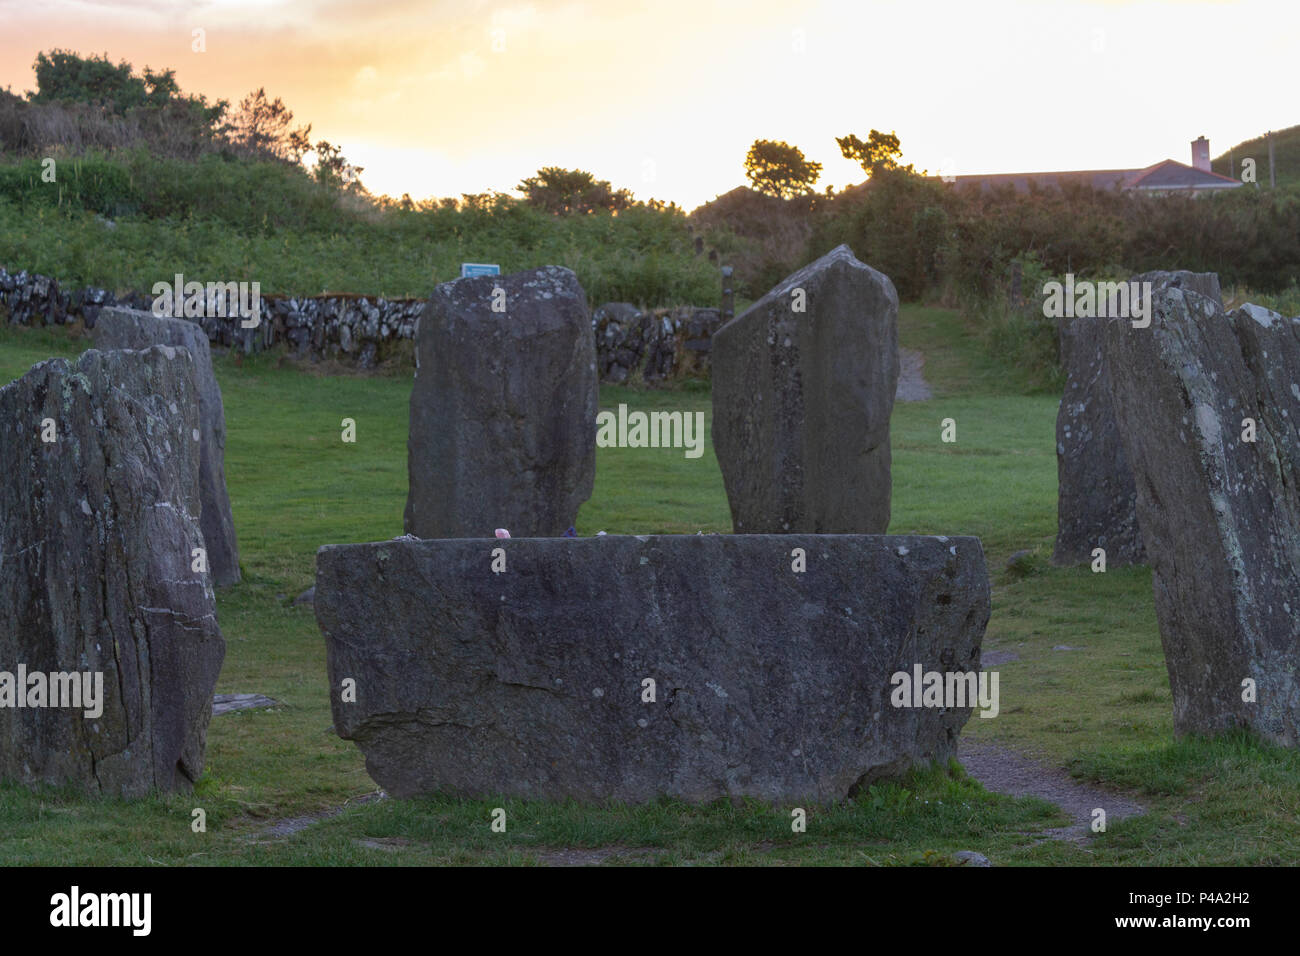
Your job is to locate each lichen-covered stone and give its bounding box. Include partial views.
[94,306,240,586]
[712,245,899,533]
[1053,313,1146,566]
[0,347,226,796]
[316,533,990,803]
[1100,281,1300,744]
[1133,270,1222,307]
[1054,272,1223,567]
[404,266,597,538]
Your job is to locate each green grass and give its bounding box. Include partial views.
[1213,124,1300,189]
[0,304,1296,866]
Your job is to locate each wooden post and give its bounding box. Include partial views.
[721,266,734,323]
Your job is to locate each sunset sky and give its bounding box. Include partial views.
[0,0,1293,209]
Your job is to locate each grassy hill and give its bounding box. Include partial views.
[1212,124,1300,187]
[0,150,720,307]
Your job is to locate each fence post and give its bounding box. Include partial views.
[721,266,734,324]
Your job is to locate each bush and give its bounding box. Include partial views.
[688,187,820,299]
[960,253,1064,393]
[0,152,721,308]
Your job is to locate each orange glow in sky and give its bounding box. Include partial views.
[0,0,1292,209]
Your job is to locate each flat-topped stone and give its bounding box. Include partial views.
[404,265,597,539]
[316,533,991,803]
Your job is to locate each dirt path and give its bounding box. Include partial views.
[252,791,386,840]
[212,693,279,716]
[896,347,933,401]
[960,741,1145,843]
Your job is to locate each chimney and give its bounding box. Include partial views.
[1192,136,1211,172]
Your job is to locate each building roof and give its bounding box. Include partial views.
[940,158,1241,194]
[1124,159,1241,191]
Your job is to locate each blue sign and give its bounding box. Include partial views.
[460,263,501,278]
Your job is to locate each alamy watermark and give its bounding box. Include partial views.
[890,665,999,718]
[1042,274,1152,328]
[0,666,103,719]
[151,273,261,328]
[595,403,705,459]
[50,886,150,936]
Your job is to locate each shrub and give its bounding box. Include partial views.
[0,152,721,309]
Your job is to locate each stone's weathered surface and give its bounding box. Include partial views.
[1053,313,1146,566]
[404,266,597,539]
[94,306,240,586]
[316,534,990,803]
[0,348,226,796]
[712,245,900,533]
[1134,269,1223,307]
[1100,281,1300,744]
[1053,272,1224,567]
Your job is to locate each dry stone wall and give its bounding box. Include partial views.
[1,266,719,381]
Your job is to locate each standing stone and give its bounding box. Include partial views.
[316,533,990,803]
[404,266,597,538]
[0,347,226,796]
[94,305,240,586]
[1053,272,1222,567]
[1100,280,1300,744]
[1053,314,1145,566]
[712,244,899,533]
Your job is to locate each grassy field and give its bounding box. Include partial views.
[0,304,1296,866]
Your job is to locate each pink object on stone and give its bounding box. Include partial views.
[495,529,510,538]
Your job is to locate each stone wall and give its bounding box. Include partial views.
[0,267,720,382]
[593,303,722,384]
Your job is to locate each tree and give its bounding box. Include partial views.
[836,129,913,178]
[28,50,226,128]
[516,167,632,214]
[227,87,312,162]
[312,140,364,191]
[140,67,181,107]
[30,50,142,113]
[744,139,822,199]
